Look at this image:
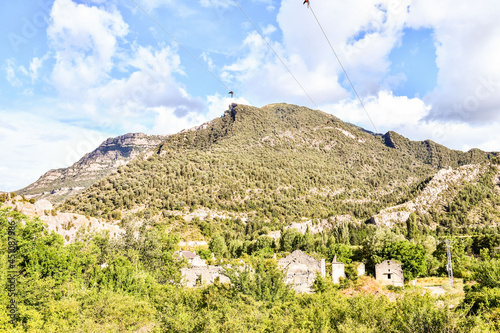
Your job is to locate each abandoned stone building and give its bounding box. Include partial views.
[375,259,404,287]
[180,255,230,287]
[180,250,352,291]
[278,250,326,293]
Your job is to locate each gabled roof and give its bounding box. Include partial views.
[180,250,197,259]
[278,250,320,269]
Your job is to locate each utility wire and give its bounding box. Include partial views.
[309,5,378,133]
[129,0,233,96]
[232,0,319,109]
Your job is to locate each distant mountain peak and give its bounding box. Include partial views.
[18,132,166,203]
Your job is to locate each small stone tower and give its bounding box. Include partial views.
[331,255,345,284]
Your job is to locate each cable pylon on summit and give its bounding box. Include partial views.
[305,1,378,133]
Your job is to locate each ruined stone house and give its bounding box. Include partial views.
[375,260,404,287]
[278,250,326,293]
[180,255,230,287]
[180,250,351,291]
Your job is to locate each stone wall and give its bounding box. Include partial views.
[331,256,346,284]
[181,250,350,292]
[181,265,230,288]
[180,256,230,287]
[356,262,365,277]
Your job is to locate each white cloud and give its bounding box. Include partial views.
[325,90,428,133]
[149,106,207,134]
[0,110,107,192]
[276,0,410,93]
[405,0,500,124]
[205,93,250,120]
[199,0,234,9]
[322,90,500,152]
[44,1,207,134]
[47,0,129,97]
[85,44,205,131]
[4,55,48,88]
[220,0,412,107]
[28,56,47,83]
[3,59,23,88]
[222,30,347,107]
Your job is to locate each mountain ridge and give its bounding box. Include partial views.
[59,103,495,227]
[18,132,166,203]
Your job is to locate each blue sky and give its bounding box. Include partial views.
[1,0,500,191]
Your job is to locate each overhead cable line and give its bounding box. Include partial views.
[308,4,378,133]
[129,0,234,96]
[231,0,319,109]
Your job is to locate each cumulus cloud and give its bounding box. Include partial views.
[92,45,204,116]
[405,0,500,124]
[47,0,129,97]
[276,0,410,94]
[326,90,429,133]
[222,30,346,107]
[43,0,207,134]
[220,0,412,107]
[323,90,500,152]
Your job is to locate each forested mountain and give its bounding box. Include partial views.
[3,103,500,332]
[60,103,496,229]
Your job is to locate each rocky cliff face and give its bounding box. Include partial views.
[18,133,166,203]
[370,164,487,227]
[2,196,123,243]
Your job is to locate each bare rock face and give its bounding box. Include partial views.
[2,196,123,243]
[371,164,485,227]
[40,212,123,243]
[18,133,166,204]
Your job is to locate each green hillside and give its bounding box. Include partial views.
[61,104,442,222]
[381,131,495,168]
[4,104,500,332]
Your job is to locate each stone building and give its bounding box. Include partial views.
[180,255,230,287]
[375,260,404,287]
[331,256,345,284]
[278,250,325,293]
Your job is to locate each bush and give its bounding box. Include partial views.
[197,248,212,260]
